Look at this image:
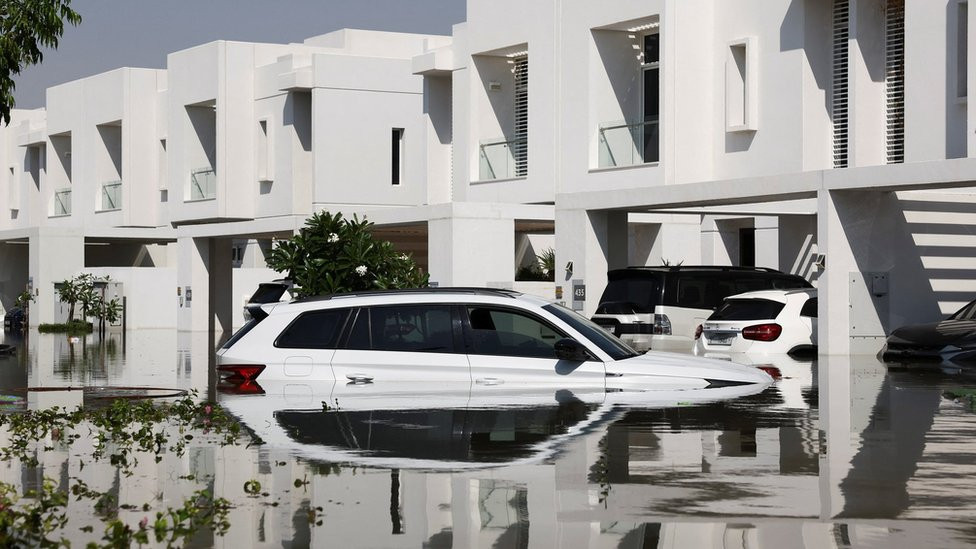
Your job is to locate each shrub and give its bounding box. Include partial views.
[266,211,428,298]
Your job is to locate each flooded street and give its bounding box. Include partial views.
[1,330,975,547]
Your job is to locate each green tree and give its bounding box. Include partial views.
[266,211,428,298]
[0,0,82,125]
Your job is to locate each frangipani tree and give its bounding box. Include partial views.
[266,211,428,298]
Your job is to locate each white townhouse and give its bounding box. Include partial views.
[1,1,976,357]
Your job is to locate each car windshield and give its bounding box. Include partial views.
[709,299,785,321]
[543,303,639,361]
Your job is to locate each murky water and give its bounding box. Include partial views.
[1,329,976,547]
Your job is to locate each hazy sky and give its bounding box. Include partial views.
[13,0,466,109]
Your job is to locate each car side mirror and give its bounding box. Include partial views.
[554,338,592,362]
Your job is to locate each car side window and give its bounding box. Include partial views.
[345,305,456,353]
[275,309,349,349]
[466,306,564,358]
[800,298,818,318]
[675,277,711,309]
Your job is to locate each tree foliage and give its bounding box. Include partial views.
[267,211,428,298]
[0,0,81,125]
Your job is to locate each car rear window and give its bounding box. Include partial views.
[598,273,663,313]
[708,299,785,321]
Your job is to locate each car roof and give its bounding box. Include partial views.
[609,265,787,275]
[722,288,817,303]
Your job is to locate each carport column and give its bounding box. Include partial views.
[555,208,627,317]
[700,216,732,265]
[426,208,515,287]
[754,216,779,269]
[28,227,84,326]
[817,190,855,356]
[177,236,232,334]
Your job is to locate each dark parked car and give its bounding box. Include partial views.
[3,307,25,331]
[882,299,976,364]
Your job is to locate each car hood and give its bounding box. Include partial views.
[609,350,773,387]
[888,320,976,347]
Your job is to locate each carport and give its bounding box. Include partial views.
[555,157,976,356]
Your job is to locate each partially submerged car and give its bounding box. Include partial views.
[3,307,24,331]
[694,289,817,357]
[882,298,976,365]
[218,288,772,390]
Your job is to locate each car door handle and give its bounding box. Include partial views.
[345,373,374,384]
[475,377,503,386]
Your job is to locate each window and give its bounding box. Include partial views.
[275,309,350,349]
[513,58,529,176]
[466,306,564,358]
[958,1,969,99]
[345,305,456,353]
[391,128,404,185]
[642,33,660,163]
[257,119,273,182]
[726,38,757,131]
[800,298,818,318]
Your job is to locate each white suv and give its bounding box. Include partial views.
[694,289,817,357]
[217,288,770,390]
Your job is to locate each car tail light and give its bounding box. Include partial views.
[694,324,703,340]
[741,323,782,342]
[757,365,782,379]
[217,364,266,382]
[218,380,266,395]
[652,314,672,335]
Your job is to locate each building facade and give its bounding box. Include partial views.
[2,0,975,356]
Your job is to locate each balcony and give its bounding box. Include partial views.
[100,180,122,211]
[53,189,71,217]
[597,119,659,168]
[189,167,216,201]
[478,137,527,181]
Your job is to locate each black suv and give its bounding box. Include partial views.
[591,266,813,352]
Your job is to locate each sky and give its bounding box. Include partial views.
[13,0,467,109]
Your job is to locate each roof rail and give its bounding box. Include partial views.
[295,287,522,303]
[620,265,784,273]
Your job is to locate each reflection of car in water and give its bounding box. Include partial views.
[219,288,772,389]
[218,380,770,469]
[882,298,976,366]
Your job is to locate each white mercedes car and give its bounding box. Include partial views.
[217,288,772,391]
[694,289,818,357]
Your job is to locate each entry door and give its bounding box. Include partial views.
[462,305,605,389]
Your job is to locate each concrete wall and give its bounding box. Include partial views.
[85,267,177,329]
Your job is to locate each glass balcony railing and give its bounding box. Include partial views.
[100,180,122,211]
[53,188,71,216]
[479,137,527,180]
[597,119,659,168]
[189,167,216,201]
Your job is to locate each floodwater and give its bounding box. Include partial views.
[1,329,976,548]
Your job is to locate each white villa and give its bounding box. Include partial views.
[1,0,974,356]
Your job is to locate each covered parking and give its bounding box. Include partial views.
[555,157,976,356]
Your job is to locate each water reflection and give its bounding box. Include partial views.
[0,330,975,546]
